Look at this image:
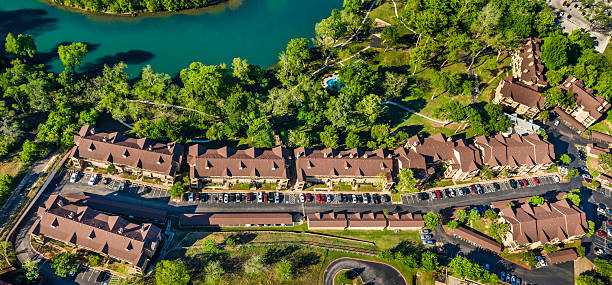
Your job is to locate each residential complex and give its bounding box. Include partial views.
[493,76,546,118]
[512,38,548,87]
[493,195,588,251]
[70,125,184,186]
[474,133,556,175]
[307,211,424,231]
[187,145,291,190]
[294,147,394,191]
[31,195,162,270]
[178,212,293,227]
[555,76,610,131]
[452,225,502,253]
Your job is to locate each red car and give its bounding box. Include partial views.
[246,193,253,201]
[263,193,268,202]
[607,220,612,226]
[315,194,321,201]
[435,190,443,199]
[597,230,607,237]
[194,193,200,201]
[533,177,539,185]
[522,179,529,186]
[321,194,327,202]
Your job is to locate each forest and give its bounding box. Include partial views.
[48,0,214,13]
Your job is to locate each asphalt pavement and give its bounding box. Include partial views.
[322,257,407,285]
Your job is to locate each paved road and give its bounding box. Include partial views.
[323,257,407,285]
[549,0,611,53]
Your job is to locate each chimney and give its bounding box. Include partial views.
[167,144,172,150]
[90,128,95,135]
[118,227,124,234]
[68,212,74,219]
[323,152,328,158]
[148,145,152,151]
[349,153,354,158]
[102,136,107,142]
[387,153,392,158]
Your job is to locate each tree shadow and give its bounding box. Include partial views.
[0,8,58,38]
[80,49,155,76]
[33,41,101,67]
[291,251,321,272]
[263,245,299,265]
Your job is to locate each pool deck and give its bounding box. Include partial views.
[321,73,340,89]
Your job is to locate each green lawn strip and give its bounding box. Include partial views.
[315,229,421,250]
[368,2,400,24]
[588,119,612,135]
[604,41,612,60]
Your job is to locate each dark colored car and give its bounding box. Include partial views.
[522,179,529,186]
[509,179,517,189]
[470,185,477,192]
[493,183,500,190]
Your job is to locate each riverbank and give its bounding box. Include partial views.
[42,0,236,18]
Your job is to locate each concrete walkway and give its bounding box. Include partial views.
[382,101,451,125]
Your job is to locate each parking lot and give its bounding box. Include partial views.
[402,175,560,205]
[550,0,611,53]
[179,191,393,206]
[71,171,170,200]
[36,258,120,285]
[593,203,612,256]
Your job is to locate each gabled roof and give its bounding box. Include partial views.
[559,76,610,122]
[188,145,291,180]
[515,37,548,86]
[498,77,546,109]
[307,211,348,228]
[294,148,393,182]
[32,195,161,268]
[71,125,183,176]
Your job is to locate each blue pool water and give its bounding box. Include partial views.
[327,78,345,90]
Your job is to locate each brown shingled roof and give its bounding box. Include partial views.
[452,226,502,253]
[188,145,291,180]
[294,148,393,182]
[63,193,167,222]
[32,195,161,268]
[546,248,578,264]
[387,212,425,228]
[498,198,587,245]
[72,125,184,177]
[559,76,610,122]
[348,212,387,228]
[516,38,548,86]
[307,211,348,229]
[178,213,293,227]
[554,107,587,132]
[591,131,612,144]
[499,77,546,109]
[394,147,428,180]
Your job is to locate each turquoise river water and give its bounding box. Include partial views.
[0,0,341,76]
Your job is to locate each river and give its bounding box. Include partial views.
[0,0,341,76]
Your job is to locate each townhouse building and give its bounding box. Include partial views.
[31,195,162,271]
[70,125,184,186]
[493,76,547,118]
[511,37,548,87]
[187,145,291,190]
[474,133,555,175]
[556,76,610,129]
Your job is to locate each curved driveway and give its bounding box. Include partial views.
[323,257,407,285]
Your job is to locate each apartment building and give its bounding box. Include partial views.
[293,148,394,191]
[474,133,555,175]
[556,76,609,129]
[493,76,547,118]
[511,37,548,87]
[31,195,162,271]
[70,125,184,186]
[187,145,291,190]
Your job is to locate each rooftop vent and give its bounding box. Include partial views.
[349,153,354,158]
[148,145,152,151]
[68,212,74,219]
[102,136,107,142]
[57,200,64,207]
[118,227,124,234]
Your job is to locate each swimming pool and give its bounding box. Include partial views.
[327,78,346,90]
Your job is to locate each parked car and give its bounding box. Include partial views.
[493,183,500,190]
[533,177,539,185]
[118,181,126,191]
[70,172,78,183]
[596,230,607,237]
[517,277,522,285]
[420,234,433,239]
[553,175,560,183]
[188,192,194,202]
[236,193,242,203]
[274,192,280,204]
[246,193,253,202]
[257,192,263,203]
[327,194,334,202]
[420,229,431,234]
[88,173,98,186]
[306,193,312,202]
[352,194,358,203]
[423,240,435,245]
[608,228,612,236]
[434,190,443,199]
[501,272,506,281]
[537,256,546,267]
[223,193,229,203]
[594,248,604,255]
[263,192,268,202]
[506,273,511,283]
[363,194,370,204]
[511,275,516,285]
[597,204,607,214]
[485,264,490,272]
[509,179,517,189]
[299,193,305,203]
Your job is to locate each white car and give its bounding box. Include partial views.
[553,175,560,183]
[554,120,560,126]
[362,194,369,204]
[88,174,98,186]
[223,193,229,203]
[274,192,280,204]
[299,193,305,203]
[236,193,241,203]
[69,172,78,183]
[352,194,358,203]
[188,192,194,202]
[257,192,263,203]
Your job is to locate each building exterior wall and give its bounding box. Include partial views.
[72,158,175,185]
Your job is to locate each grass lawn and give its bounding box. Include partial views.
[314,229,421,250]
[604,41,612,60]
[588,119,612,135]
[368,1,400,24]
[0,155,25,177]
[468,219,489,236]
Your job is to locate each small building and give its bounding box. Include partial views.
[394,147,432,185]
[63,193,167,223]
[347,212,387,230]
[493,77,546,118]
[307,211,348,230]
[31,195,162,271]
[294,148,394,191]
[585,143,610,159]
[546,248,579,264]
[557,76,610,129]
[178,213,293,228]
[452,226,502,253]
[591,131,612,146]
[188,145,291,190]
[387,212,425,231]
[70,125,184,186]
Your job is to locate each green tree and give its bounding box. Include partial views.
[88,254,103,267]
[527,196,545,206]
[447,220,459,229]
[247,116,275,148]
[319,125,340,148]
[58,42,88,73]
[567,168,580,178]
[598,153,612,168]
[541,34,569,70]
[545,69,564,86]
[287,130,311,147]
[276,259,293,281]
[396,168,417,193]
[225,236,237,248]
[545,87,575,109]
[23,258,39,281]
[155,260,190,285]
[168,182,186,200]
[576,274,605,285]
[5,33,37,58]
[586,220,595,237]
[424,212,440,229]
[381,26,399,49]
[345,132,361,149]
[484,209,498,220]
[202,238,219,254]
[421,251,439,272]
[285,38,310,69]
[562,189,581,206]
[343,0,362,13]
[19,140,45,164]
[593,258,612,279]
[243,254,265,274]
[356,94,382,124]
[204,261,224,285]
[559,154,572,164]
[577,245,586,257]
[456,209,467,223]
[50,252,76,278]
[0,241,16,267]
[382,71,408,99]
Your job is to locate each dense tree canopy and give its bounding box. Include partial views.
[155,260,190,285]
[49,0,214,13]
